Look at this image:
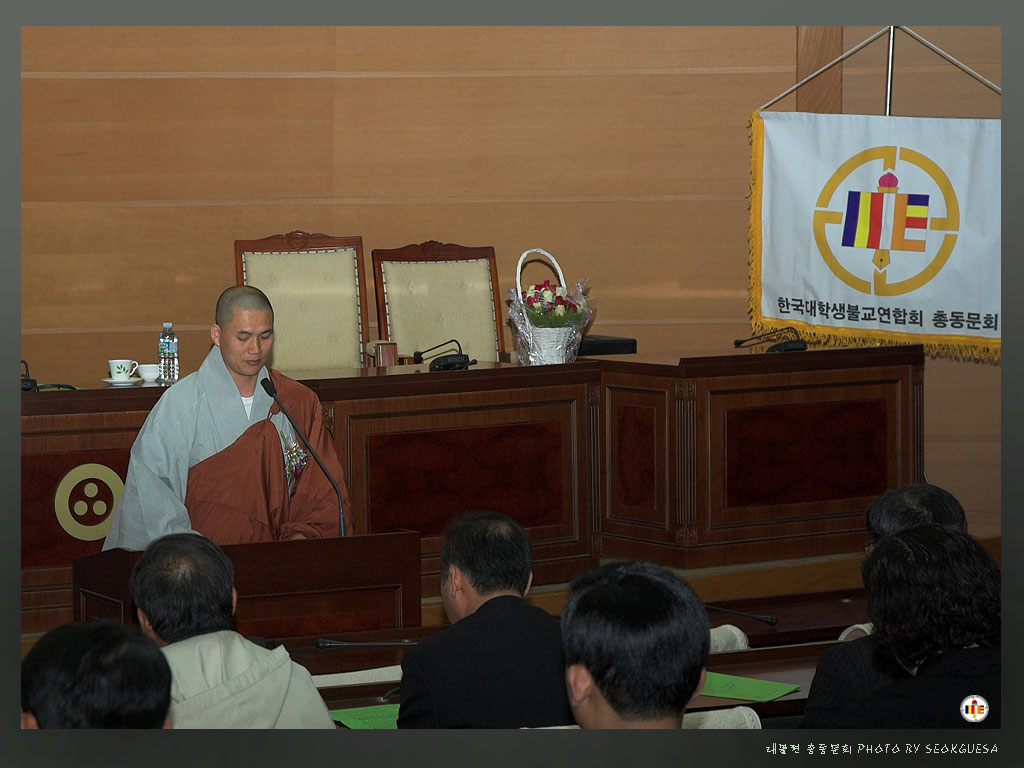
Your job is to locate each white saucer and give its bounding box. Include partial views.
[103,377,142,386]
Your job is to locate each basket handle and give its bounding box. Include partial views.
[516,248,568,297]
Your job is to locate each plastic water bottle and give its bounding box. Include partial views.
[158,322,179,382]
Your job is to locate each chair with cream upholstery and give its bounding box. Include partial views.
[709,624,750,652]
[234,231,370,374]
[370,241,507,364]
[681,706,762,729]
[528,706,762,729]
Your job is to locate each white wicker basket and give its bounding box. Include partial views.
[514,248,582,365]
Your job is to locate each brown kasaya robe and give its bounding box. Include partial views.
[183,369,354,544]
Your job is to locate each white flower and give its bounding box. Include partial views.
[555,304,566,316]
[542,289,554,302]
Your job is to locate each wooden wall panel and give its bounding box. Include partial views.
[20,26,1001,538]
[22,79,336,202]
[22,26,794,73]
[329,26,794,72]
[23,74,777,202]
[796,26,843,113]
[327,73,781,199]
[22,198,751,382]
[20,27,340,72]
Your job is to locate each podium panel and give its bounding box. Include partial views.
[600,347,923,567]
[72,531,422,641]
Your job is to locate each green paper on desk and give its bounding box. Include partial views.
[331,703,399,729]
[701,671,799,702]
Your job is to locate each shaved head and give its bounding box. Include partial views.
[215,285,274,328]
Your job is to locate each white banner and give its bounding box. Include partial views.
[750,111,1000,362]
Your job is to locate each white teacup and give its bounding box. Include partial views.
[108,359,138,380]
[137,363,160,382]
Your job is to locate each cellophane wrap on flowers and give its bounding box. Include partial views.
[508,248,592,365]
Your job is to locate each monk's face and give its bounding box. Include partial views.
[211,308,275,392]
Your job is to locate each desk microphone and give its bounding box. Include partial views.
[733,327,807,353]
[412,339,476,371]
[703,603,778,626]
[260,376,346,537]
[316,638,419,649]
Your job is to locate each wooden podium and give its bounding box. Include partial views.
[72,531,421,641]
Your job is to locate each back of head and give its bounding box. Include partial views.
[561,560,710,722]
[21,620,171,728]
[862,523,1000,670]
[129,533,235,644]
[865,483,967,542]
[439,511,532,596]
[215,284,274,328]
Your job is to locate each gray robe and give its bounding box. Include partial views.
[103,347,302,551]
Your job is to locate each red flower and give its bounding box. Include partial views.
[555,296,566,305]
[569,302,577,312]
[542,280,551,289]
[526,296,535,306]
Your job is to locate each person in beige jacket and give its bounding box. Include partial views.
[130,533,336,729]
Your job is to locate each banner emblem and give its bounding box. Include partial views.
[813,147,960,296]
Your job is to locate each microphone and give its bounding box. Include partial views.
[316,638,419,649]
[733,326,807,353]
[412,339,476,372]
[703,603,778,626]
[260,377,346,537]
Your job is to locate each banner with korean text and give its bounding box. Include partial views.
[749,111,1000,363]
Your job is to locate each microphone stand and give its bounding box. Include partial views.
[412,339,475,371]
[260,377,346,537]
[316,638,419,649]
[704,603,778,626]
[733,326,807,353]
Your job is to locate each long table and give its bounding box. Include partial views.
[294,623,835,724]
[21,346,923,637]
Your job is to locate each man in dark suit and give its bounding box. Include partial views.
[561,560,709,729]
[397,511,575,728]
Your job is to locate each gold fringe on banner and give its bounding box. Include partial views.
[745,110,1000,366]
[747,111,765,339]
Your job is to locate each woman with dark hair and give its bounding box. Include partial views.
[851,523,1000,728]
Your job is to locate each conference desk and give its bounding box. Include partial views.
[296,623,834,724]
[21,346,922,637]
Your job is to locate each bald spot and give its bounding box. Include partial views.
[215,286,274,328]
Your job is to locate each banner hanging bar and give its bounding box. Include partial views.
[885,26,895,117]
[759,25,1000,112]
[900,26,1001,95]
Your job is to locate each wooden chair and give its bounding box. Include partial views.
[370,241,507,363]
[234,231,370,373]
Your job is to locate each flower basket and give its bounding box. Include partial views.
[508,249,592,366]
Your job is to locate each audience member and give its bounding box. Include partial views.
[850,524,1000,728]
[21,620,171,729]
[561,560,709,729]
[801,482,968,728]
[397,511,574,728]
[129,533,336,729]
[864,482,967,544]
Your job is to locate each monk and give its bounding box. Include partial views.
[103,285,353,550]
